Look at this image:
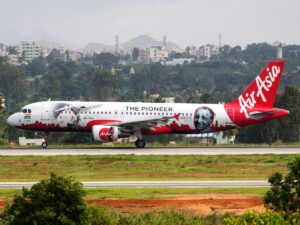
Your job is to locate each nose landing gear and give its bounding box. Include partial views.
[134,139,146,148]
[41,142,48,148]
[41,132,49,149]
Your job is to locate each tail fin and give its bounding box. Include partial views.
[227,60,285,118]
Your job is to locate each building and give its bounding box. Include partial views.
[19,41,41,61]
[0,47,7,57]
[138,49,148,62]
[186,131,235,144]
[198,44,219,59]
[67,50,82,62]
[147,46,169,62]
[163,58,195,66]
[186,45,197,57]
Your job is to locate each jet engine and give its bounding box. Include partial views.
[92,125,122,142]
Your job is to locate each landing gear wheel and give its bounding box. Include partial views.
[41,142,48,149]
[135,139,146,148]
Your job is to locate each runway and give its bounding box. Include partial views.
[0,147,299,156]
[0,181,269,188]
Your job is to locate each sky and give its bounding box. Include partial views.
[0,0,299,48]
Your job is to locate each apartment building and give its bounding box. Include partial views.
[198,44,219,59]
[19,41,41,61]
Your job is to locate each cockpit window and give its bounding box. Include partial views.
[19,109,31,113]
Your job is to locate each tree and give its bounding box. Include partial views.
[132,48,139,61]
[277,86,300,142]
[93,53,117,68]
[264,157,300,213]
[1,173,91,225]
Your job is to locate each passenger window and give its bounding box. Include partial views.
[22,109,27,113]
[28,109,32,113]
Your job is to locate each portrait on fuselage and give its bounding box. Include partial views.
[52,103,84,129]
[194,106,214,132]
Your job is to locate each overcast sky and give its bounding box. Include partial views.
[0,0,299,47]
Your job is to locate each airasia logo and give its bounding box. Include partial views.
[99,128,113,141]
[238,66,280,118]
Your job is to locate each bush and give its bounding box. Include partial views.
[0,173,91,225]
[224,210,300,225]
[264,157,300,212]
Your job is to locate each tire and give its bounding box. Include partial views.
[41,142,48,149]
[135,139,146,148]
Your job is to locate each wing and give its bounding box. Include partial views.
[106,114,180,131]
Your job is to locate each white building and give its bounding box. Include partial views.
[198,44,219,59]
[187,45,197,57]
[163,58,195,66]
[19,41,41,61]
[67,50,81,62]
[0,47,7,57]
[147,46,169,62]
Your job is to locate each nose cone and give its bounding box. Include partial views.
[7,114,17,127]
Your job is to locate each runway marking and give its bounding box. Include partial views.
[0,147,299,156]
[0,181,270,188]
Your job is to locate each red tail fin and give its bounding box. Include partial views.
[227,60,285,118]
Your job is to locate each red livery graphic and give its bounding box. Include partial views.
[7,61,289,148]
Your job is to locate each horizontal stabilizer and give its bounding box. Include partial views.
[249,109,283,120]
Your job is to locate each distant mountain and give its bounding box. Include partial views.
[83,42,114,52]
[0,29,26,45]
[122,34,182,51]
[122,35,161,48]
[0,29,78,49]
[83,35,183,53]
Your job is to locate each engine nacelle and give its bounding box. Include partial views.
[92,125,120,142]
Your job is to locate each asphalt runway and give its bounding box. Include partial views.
[0,147,299,156]
[0,181,269,188]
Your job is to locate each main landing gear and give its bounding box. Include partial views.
[41,132,49,149]
[134,130,146,148]
[135,139,146,148]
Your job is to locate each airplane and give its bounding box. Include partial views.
[7,60,289,148]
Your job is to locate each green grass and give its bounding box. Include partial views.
[0,187,268,201]
[85,187,269,200]
[0,154,297,181]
